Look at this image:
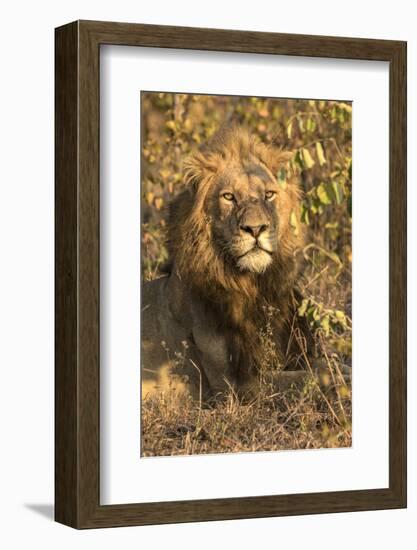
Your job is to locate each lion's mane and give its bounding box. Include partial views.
[165,125,307,376]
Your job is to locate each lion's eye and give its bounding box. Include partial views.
[265,191,277,201]
[222,192,235,201]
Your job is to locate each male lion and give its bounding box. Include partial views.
[142,125,319,401]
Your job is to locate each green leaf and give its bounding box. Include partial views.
[301,204,310,225]
[294,150,303,170]
[321,315,330,334]
[277,168,287,189]
[330,181,344,204]
[316,142,326,166]
[334,310,347,328]
[339,102,352,113]
[287,121,293,139]
[290,210,299,236]
[316,182,332,205]
[306,305,316,325]
[298,298,309,317]
[301,148,315,169]
[312,307,321,321]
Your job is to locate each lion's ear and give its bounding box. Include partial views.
[183,153,203,187]
[275,150,295,165]
[183,152,217,191]
[257,144,294,174]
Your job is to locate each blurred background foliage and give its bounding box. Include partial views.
[141,92,352,360]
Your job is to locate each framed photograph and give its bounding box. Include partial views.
[55,20,406,528]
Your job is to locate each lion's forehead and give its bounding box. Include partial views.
[214,161,276,196]
[244,162,274,182]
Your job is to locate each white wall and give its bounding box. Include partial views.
[0,1,415,548]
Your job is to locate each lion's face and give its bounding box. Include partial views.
[210,163,280,274]
[170,126,303,286]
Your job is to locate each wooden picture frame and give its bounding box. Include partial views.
[55,20,407,528]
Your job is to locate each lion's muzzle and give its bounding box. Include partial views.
[239,222,269,238]
[232,202,277,273]
[237,201,271,236]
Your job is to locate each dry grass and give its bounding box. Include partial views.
[141,305,352,457]
[141,361,351,457]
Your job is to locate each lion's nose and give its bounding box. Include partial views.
[240,223,269,238]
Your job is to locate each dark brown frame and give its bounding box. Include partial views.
[55,20,407,529]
